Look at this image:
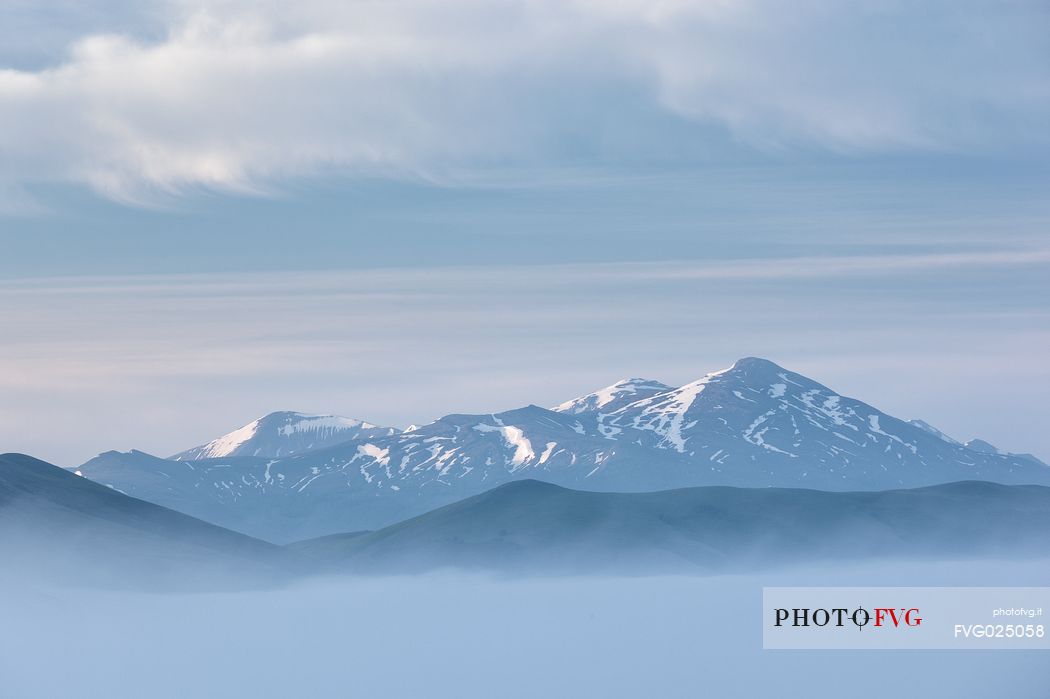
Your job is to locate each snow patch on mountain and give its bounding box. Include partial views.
[868,415,918,454]
[171,411,397,460]
[606,362,742,453]
[744,409,797,457]
[622,379,708,452]
[473,422,536,467]
[193,420,261,460]
[278,415,374,436]
[357,443,390,466]
[554,378,672,415]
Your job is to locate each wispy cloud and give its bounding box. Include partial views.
[1,0,1047,203]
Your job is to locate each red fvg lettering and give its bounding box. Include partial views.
[873,608,922,627]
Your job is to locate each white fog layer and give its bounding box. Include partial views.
[3,561,1048,698]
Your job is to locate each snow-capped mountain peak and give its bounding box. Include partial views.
[170,411,399,460]
[596,359,768,452]
[553,377,672,415]
[603,357,921,459]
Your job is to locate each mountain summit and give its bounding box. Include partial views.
[170,411,399,461]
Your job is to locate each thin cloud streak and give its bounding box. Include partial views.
[1,246,1047,294]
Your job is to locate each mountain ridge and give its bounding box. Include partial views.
[290,477,1050,574]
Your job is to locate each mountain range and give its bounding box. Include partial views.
[74,357,1050,542]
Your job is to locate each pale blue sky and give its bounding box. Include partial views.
[1,0,1048,464]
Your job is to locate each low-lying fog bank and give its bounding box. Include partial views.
[3,559,1047,698]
